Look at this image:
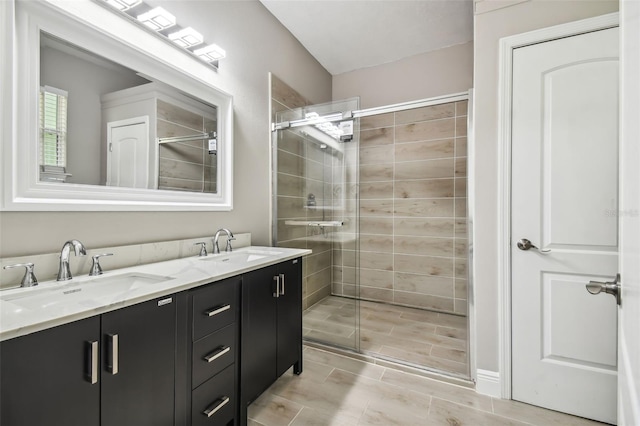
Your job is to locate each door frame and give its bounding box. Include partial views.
[496,12,619,399]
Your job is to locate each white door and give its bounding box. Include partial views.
[511,28,619,424]
[618,2,640,424]
[106,117,150,188]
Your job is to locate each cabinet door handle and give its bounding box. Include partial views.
[273,275,280,298]
[203,346,230,363]
[279,273,285,296]
[203,396,230,417]
[204,304,231,317]
[107,333,119,375]
[86,340,99,384]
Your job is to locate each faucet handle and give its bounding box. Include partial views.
[3,263,38,287]
[90,253,113,276]
[194,242,208,257]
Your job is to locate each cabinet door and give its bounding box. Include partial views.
[276,258,303,377]
[0,316,101,426]
[101,295,176,426]
[241,265,278,405]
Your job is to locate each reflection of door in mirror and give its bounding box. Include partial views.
[106,117,150,188]
[101,84,218,193]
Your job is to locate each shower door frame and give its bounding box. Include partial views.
[270,90,475,379]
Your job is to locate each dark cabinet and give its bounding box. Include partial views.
[240,257,302,424]
[0,295,177,426]
[188,276,240,426]
[0,256,305,426]
[275,258,303,378]
[101,295,177,426]
[0,316,101,426]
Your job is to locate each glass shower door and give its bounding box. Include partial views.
[272,98,360,352]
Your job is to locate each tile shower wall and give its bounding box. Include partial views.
[271,75,334,310]
[157,99,217,193]
[334,101,468,315]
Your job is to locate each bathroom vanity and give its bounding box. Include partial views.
[0,247,308,426]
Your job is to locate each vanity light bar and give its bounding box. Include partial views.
[168,27,203,48]
[137,7,176,31]
[105,0,141,11]
[99,0,225,69]
[194,44,226,62]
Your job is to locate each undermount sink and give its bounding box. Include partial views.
[1,272,173,311]
[198,249,283,264]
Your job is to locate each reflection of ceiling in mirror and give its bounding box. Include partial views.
[41,32,143,79]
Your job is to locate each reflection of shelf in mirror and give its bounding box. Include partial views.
[303,206,345,211]
[284,220,344,228]
[157,131,215,144]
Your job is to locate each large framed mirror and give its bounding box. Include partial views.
[1,0,233,211]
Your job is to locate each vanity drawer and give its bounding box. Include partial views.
[192,323,236,389]
[192,277,239,340]
[192,365,235,426]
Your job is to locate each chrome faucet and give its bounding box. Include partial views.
[213,228,235,254]
[57,239,87,281]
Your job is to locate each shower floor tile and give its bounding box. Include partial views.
[303,296,468,376]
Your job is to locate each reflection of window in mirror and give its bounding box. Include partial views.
[39,86,70,183]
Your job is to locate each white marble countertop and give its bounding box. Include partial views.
[0,246,311,342]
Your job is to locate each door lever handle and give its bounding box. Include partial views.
[516,238,551,253]
[586,273,621,305]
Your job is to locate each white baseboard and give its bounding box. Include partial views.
[476,369,501,397]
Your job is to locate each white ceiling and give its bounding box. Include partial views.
[260,0,474,75]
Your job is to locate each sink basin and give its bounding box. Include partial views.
[198,249,282,264]
[1,272,173,311]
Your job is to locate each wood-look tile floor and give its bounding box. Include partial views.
[302,296,468,376]
[248,346,603,426]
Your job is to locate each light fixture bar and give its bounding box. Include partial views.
[168,27,203,48]
[104,0,141,11]
[194,44,226,62]
[137,7,176,31]
[94,0,224,70]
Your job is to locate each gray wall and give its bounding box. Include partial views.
[472,0,619,373]
[333,41,473,109]
[1,1,332,257]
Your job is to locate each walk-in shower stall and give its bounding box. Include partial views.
[271,76,470,378]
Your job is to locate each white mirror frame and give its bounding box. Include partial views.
[1,0,233,211]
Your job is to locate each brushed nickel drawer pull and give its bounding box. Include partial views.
[86,340,99,384]
[203,346,231,363]
[204,304,231,317]
[107,333,119,375]
[203,396,230,417]
[273,275,280,298]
